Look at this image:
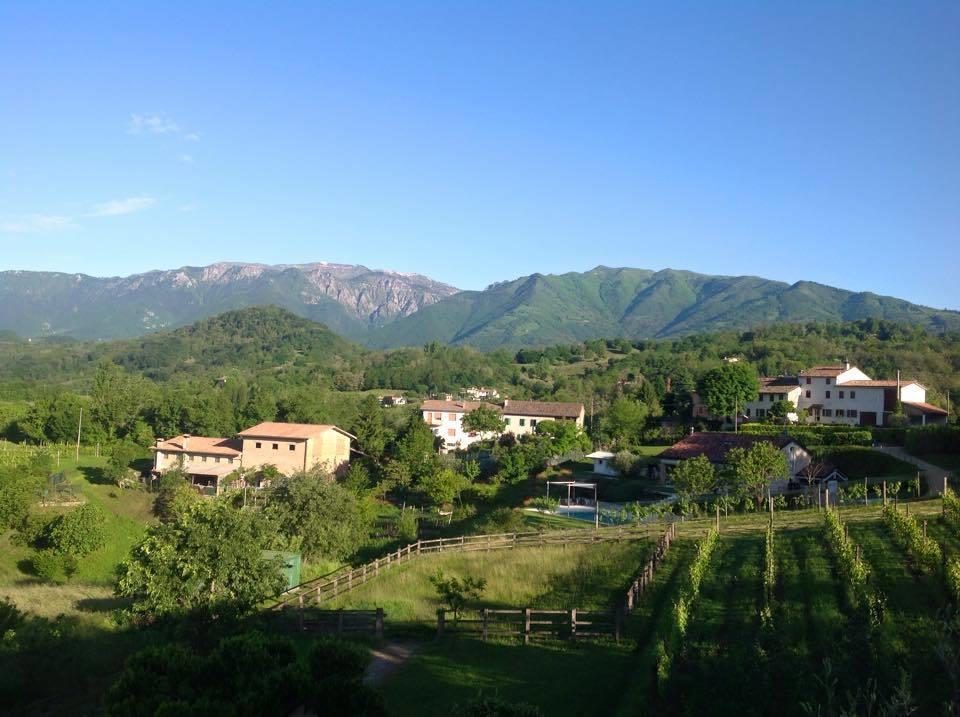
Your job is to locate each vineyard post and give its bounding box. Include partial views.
[768,487,773,518]
[883,482,887,507]
[716,504,720,532]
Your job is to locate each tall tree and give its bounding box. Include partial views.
[90,363,147,439]
[461,405,505,436]
[726,441,789,508]
[698,363,759,424]
[669,455,717,501]
[351,395,389,459]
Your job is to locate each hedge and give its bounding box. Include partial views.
[739,423,875,447]
[904,425,960,456]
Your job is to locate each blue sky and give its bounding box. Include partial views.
[1,2,957,309]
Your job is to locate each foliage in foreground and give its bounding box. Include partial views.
[104,631,385,717]
[116,500,285,620]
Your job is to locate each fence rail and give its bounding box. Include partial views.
[437,607,617,643]
[288,607,385,637]
[271,524,654,611]
[622,522,677,612]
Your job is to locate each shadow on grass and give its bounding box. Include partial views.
[76,595,129,613]
[78,465,111,486]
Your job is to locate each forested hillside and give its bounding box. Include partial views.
[368,267,960,350]
[0,307,956,449]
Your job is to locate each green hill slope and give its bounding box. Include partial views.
[368,267,960,350]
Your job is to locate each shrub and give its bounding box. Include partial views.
[431,569,486,622]
[46,504,106,557]
[612,450,639,476]
[529,496,559,512]
[948,558,960,603]
[478,507,526,534]
[30,549,65,583]
[944,489,960,532]
[396,507,419,543]
[905,425,960,455]
[455,694,544,717]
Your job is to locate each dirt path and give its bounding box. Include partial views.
[364,641,419,686]
[875,446,950,493]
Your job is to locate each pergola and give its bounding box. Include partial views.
[546,481,600,529]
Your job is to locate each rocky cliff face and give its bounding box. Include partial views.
[0,262,459,339]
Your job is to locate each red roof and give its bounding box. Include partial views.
[238,422,356,440]
[152,435,242,457]
[758,376,800,394]
[502,400,584,419]
[902,401,948,415]
[660,432,800,463]
[798,366,845,377]
[420,400,499,413]
[836,379,923,389]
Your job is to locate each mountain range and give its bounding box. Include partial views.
[1,263,957,349]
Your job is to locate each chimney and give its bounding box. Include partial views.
[182,434,190,450]
[844,359,850,371]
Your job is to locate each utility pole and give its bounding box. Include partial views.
[75,407,83,461]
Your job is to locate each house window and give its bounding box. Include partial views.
[448,413,457,420]
[228,457,234,464]
[825,391,831,399]
[202,455,207,462]
[806,377,811,385]
[289,444,296,451]
[504,418,511,425]
[826,378,831,385]
[447,428,456,437]
[531,419,537,427]
[757,409,766,417]
[850,391,856,399]
[847,410,858,418]
[839,391,844,399]
[822,409,832,417]
[215,457,220,463]
[519,419,526,427]
[255,442,262,448]
[745,408,751,416]
[805,390,811,398]
[272,443,279,450]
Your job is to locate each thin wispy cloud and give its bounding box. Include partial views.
[128,113,181,135]
[179,154,194,164]
[185,133,200,142]
[88,196,157,217]
[0,214,75,234]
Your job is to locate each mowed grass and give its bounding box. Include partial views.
[0,452,155,621]
[325,539,654,623]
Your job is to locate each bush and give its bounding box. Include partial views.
[905,425,960,455]
[30,549,65,582]
[477,507,526,534]
[46,503,106,557]
[455,694,545,717]
[612,451,639,476]
[396,507,419,543]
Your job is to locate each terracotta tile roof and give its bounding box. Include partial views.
[238,422,356,440]
[798,366,845,377]
[836,379,923,388]
[420,400,500,413]
[660,432,799,463]
[152,435,242,457]
[501,400,584,419]
[902,401,948,415]
[758,376,800,393]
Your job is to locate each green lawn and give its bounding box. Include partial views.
[814,445,917,479]
[325,538,654,624]
[918,452,960,473]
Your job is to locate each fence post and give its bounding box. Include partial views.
[437,609,445,637]
[569,608,577,642]
[417,539,422,555]
[298,594,304,631]
[348,571,353,592]
[316,585,322,604]
[512,533,517,550]
[333,576,339,597]
[482,608,489,641]
[375,608,384,639]
[375,558,380,578]
[716,504,720,532]
[923,519,927,539]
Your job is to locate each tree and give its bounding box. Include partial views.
[699,364,759,424]
[534,420,590,454]
[264,475,373,562]
[603,398,648,444]
[768,399,796,424]
[116,500,285,620]
[462,405,505,437]
[726,441,789,508]
[669,455,717,501]
[47,503,106,557]
[90,363,147,439]
[393,415,441,483]
[0,467,42,529]
[420,467,468,507]
[430,569,486,622]
[104,632,385,717]
[104,440,142,486]
[351,395,389,459]
[152,468,199,522]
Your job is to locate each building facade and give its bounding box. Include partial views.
[421,399,585,450]
[745,363,944,427]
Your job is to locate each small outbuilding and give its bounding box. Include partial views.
[585,450,619,476]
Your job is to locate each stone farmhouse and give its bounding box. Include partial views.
[746,363,946,427]
[659,432,811,492]
[151,421,354,494]
[421,398,585,450]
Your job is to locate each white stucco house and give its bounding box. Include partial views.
[745,363,946,427]
[585,450,618,476]
[420,399,585,450]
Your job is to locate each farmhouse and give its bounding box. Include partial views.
[421,398,585,450]
[151,421,354,494]
[746,363,946,427]
[658,432,811,491]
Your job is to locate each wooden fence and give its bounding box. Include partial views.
[290,607,385,638]
[437,607,618,643]
[271,524,654,611]
[622,522,677,612]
